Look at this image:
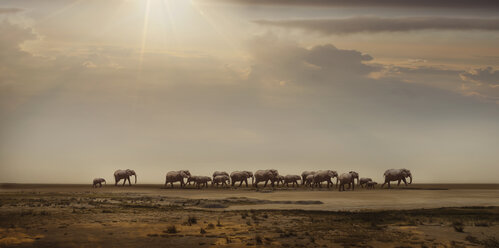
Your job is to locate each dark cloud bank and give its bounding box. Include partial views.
[212,0,499,9]
[255,17,499,34]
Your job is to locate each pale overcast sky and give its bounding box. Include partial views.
[0,0,498,183]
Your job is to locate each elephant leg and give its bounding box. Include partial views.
[263,180,268,188]
[388,181,391,188]
[245,179,249,187]
[239,180,244,187]
[352,182,355,191]
[397,179,401,186]
[128,177,132,186]
[402,178,408,186]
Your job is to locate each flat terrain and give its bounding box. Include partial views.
[0,184,498,247]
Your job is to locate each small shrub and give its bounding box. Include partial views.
[207,223,215,229]
[452,221,464,232]
[166,225,178,234]
[216,217,222,227]
[481,237,499,247]
[200,228,206,234]
[465,235,480,244]
[255,235,263,245]
[188,216,197,225]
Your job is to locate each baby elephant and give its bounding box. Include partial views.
[304,175,315,187]
[366,181,378,190]
[359,177,373,188]
[93,178,106,188]
[212,175,230,187]
[194,176,212,189]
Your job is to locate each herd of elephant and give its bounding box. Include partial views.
[92,168,413,191]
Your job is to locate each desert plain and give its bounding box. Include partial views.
[0,184,498,247]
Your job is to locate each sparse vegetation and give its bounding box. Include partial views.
[1,188,498,248]
[165,225,178,234]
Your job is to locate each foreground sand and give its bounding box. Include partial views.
[0,184,498,247]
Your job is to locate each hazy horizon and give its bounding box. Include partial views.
[1,0,499,184]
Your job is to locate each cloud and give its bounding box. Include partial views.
[0,8,23,14]
[255,17,499,34]
[211,0,499,9]
[460,67,499,86]
[247,35,375,88]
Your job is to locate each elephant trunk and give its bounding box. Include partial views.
[134,174,137,184]
[251,176,254,185]
[409,175,412,184]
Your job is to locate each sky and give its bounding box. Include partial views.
[0,0,498,184]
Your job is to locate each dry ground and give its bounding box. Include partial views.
[0,184,498,247]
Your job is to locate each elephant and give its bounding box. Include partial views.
[114,169,137,186]
[254,169,279,188]
[213,171,229,179]
[275,175,285,186]
[304,175,315,187]
[283,175,301,187]
[165,170,191,188]
[194,176,212,188]
[359,177,373,188]
[301,171,316,185]
[338,171,359,191]
[312,170,338,188]
[366,181,378,190]
[212,175,230,187]
[93,178,106,188]
[230,171,254,187]
[381,169,412,188]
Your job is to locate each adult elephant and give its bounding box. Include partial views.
[381,169,412,188]
[114,169,137,186]
[165,170,191,188]
[338,171,359,191]
[254,169,279,188]
[301,171,316,185]
[230,171,254,187]
[312,170,338,188]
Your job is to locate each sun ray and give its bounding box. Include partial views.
[161,0,180,48]
[189,1,241,56]
[138,0,152,76]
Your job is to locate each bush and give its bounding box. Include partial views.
[255,235,263,245]
[452,221,464,232]
[166,225,178,234]
[188,216,197,225]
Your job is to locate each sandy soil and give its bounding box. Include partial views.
[0,184,498,247]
